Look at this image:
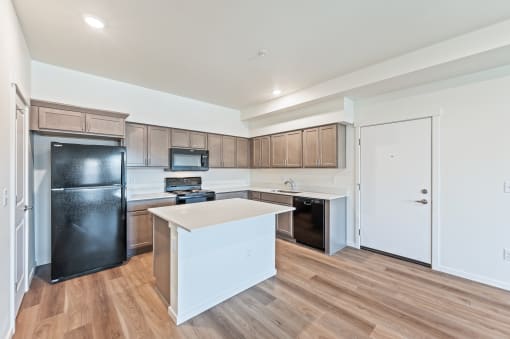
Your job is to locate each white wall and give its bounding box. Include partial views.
[31,61,250,137]
[0,0,31,337]
[356,73,510,290]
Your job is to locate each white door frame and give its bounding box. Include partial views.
[355,114,441,269]
[9,82,30,331]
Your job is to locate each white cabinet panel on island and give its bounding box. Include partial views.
[149,198,294,325]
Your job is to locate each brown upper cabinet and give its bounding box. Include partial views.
[125,123,148,167]
[147,126,170,167]
[171,129,207,149]
[208,134,236,168]
[190,131,207,149]
[30,100,129,138]
[271,130,302,168]
[235,137,250,168]
[251,136,271,168]
[303,124,341,168]
[38,107,85,132]
[125,123,170,167]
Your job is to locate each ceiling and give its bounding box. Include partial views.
[14,0,510,109]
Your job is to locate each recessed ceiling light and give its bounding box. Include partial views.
[84,15,105,29]
[272,89,282,96]
[257,49,268,57]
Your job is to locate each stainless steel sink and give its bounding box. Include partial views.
[272,189,301,194]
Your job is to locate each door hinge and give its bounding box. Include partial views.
[358,229,361,236]
[358,138,361,146]
[357,183,361,191]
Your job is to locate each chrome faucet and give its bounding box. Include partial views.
[284,178,296,191]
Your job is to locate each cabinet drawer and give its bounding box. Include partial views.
[39,107,85,132]
[259,192,293,205]
[248,191,261,200]
[86,113,125,136]
[216,191,249,200]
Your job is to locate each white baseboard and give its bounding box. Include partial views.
[346,241,359,248]
[4,326,14,339]
[436,265,510,291]
[27,266,35,291]
[168,269,277,325]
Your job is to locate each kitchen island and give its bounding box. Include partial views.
[148,198,294,325]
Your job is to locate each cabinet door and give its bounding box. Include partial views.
[236,138,249,168]
[286,131,303,167]
[125,123,147,166]
[190,131,207,149]
[39,107,85,132]
[319,125,338,167]
[148,126,170,167]
[171,129,190,148]
[251,138,261,168]
[127,211,153,255]
[222,136,236,168]
[208,134,223,167]
[271,134,287,167]
[277,211,293,237]
[86,114,124,136]
[303,128,320,167]
[260,136,271,168]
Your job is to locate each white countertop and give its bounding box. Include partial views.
[127,192,176,201]
[128,186,347,202]
[149,198,295,232]
[208,186,347,200]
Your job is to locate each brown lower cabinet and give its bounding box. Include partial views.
[127,198,176,256]
[249,191,294,238]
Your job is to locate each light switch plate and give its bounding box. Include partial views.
[2,188,7,207]
[505,181,510,193]
[504,248,510,262]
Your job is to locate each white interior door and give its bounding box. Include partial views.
[14,93,27,312]
[360,118,432,264]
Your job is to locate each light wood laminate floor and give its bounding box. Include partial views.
[14,240,510,338]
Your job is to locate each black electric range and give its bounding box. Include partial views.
[165,177,215,204]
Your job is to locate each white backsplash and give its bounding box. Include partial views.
[250,168,353,195]
[127,168,251,193]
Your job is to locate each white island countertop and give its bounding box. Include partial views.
[149,198,294,232]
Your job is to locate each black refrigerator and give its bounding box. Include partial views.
[51,142,127,282]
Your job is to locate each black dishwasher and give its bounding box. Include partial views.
[293,197,325,250]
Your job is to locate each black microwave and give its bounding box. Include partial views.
[168,148,209,171]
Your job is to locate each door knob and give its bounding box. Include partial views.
[414,199,428,205]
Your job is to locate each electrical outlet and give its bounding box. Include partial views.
[504,248,510,262]
[504,181,510,193]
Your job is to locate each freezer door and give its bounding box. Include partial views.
[51,186,126,282]
[51,143,125,188]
